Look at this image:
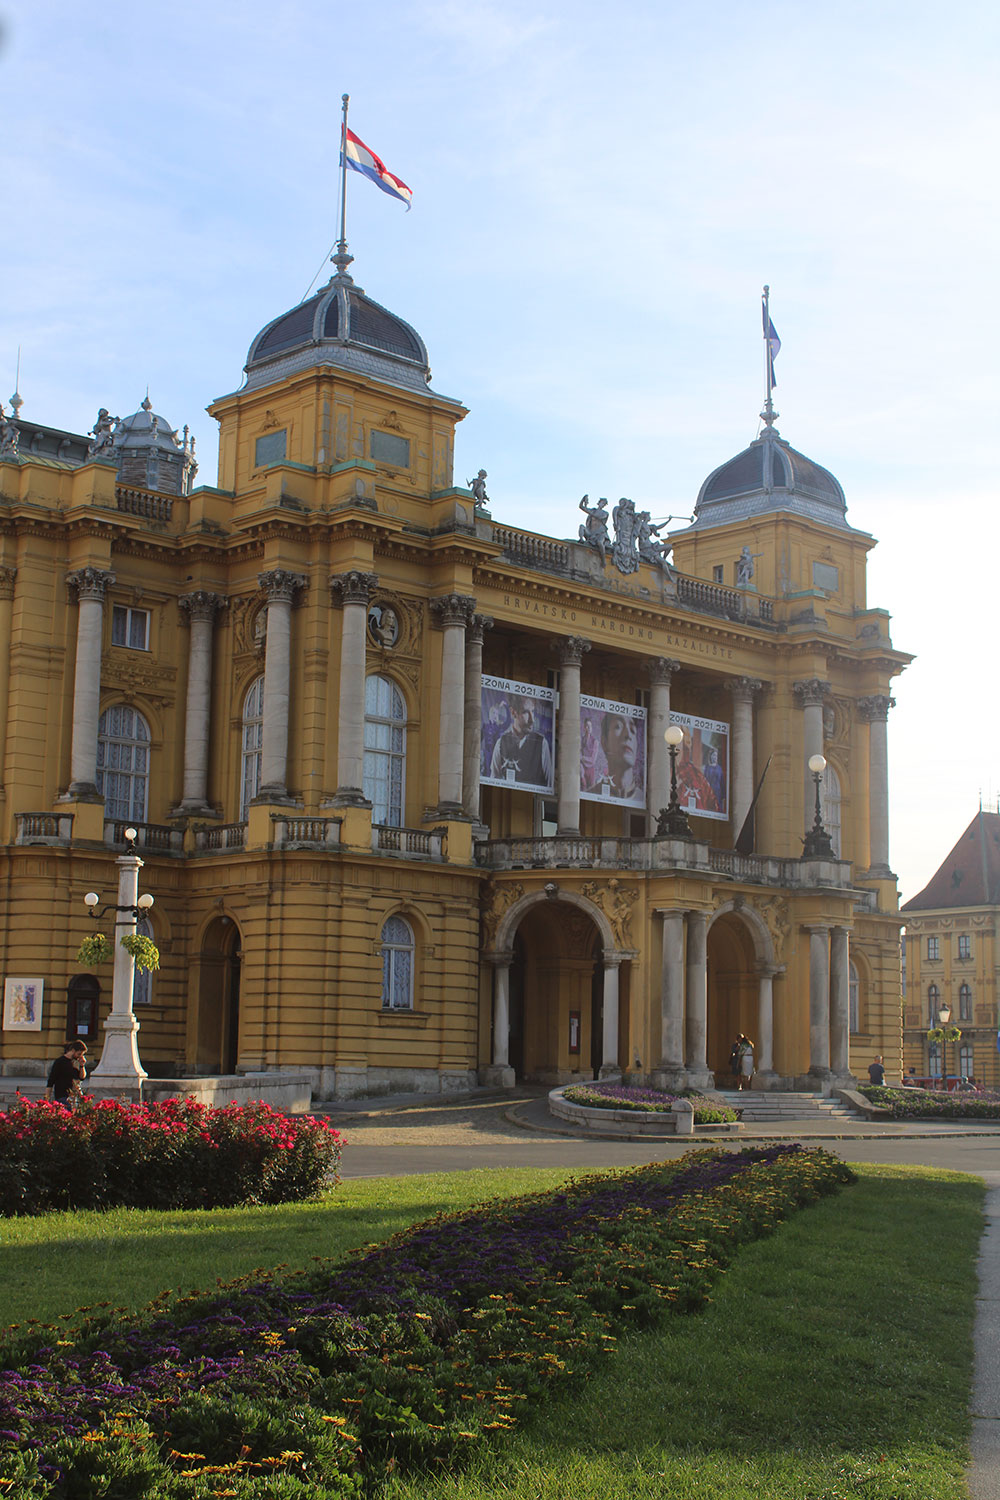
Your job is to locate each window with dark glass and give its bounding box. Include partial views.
[240,676,264,818]
[959,983,973,1020]
[381,915,414,1010]
[364,675,406,827]
[958,934,972,960]
[111,605,149,650]
[926,936,939,960]
[97,705,149,822]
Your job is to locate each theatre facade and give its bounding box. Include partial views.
[0,268,910,1096]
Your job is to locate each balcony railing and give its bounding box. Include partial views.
[194,822,247,852]
[14,812,74,845]
[104,820,185,853]
[116,485,174,523]
[374,825,446,859]
[272,816,342,848]
[477,834,850,889]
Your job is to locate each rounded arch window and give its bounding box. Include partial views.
[927,982,940,1023]
[822,763,842,858]
[364,674,406,827]
[97,705,150,823]
[240,676,265,818]
[381,913,414,1010]
[849,961,860,1034]
[958,982,973,1020]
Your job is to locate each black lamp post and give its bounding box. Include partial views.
[929,1001,961,1092]
[656,724,691,838]
[802,753,834,858]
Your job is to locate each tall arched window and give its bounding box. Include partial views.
[849,961,860,1033]
[823,763,842,857]
[132,917,154,1007]
[240,676,264,819]
[97,705,150,822]
[927,983,940,1023]
[959,1042,974,1079]
[928,1041,941,1079]
[364,675,406,827]
[958,983,973,1020]
[381,914,414,1010]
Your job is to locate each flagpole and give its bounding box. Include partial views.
[333,93,354,278]
[761,284,777,429]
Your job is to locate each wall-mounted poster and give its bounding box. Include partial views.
[481,676,556,794]
[669,711,730,821]
[579,696,647,809]
[3,977,44,1031]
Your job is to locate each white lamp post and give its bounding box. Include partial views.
[85,828,154,1094]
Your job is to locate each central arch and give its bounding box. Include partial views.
[707,902,778,1084]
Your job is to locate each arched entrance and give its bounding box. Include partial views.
[193,915,242,1073]
[66,975,101,1046]
[488,888,624,1086]
[707,904,777,1084]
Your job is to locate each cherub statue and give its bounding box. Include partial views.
[0,403,19,458]
[467,469,489,509]
[88,407,119,457]
[578,494,609,565]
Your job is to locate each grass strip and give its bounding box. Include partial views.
[382,1163,983,1500]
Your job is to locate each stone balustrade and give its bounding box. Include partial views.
[14,811,75,844]
[194,822,247,852]
[373,825,446,860]
[104,820,185,853]
[271,816,342,848]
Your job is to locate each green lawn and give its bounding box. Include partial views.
[1,1161,985,1500]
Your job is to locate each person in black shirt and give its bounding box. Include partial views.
[867,1055,885,1086]
[47,1040,87,1107]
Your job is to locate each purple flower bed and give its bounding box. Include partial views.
[0,1144,853,1497]
[563,1083,740,1124]
[860,1085,1000,1120]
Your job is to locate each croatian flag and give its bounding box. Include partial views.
[341,128,412,210]
[762,300,781,387]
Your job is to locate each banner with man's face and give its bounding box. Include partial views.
[668,711,730,821]
[481,676,556,794]
[579,696,647,809]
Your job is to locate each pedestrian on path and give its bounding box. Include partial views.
[737,1034,755,1090]
[868,1056,886,1086]
[46,1040,87,1108]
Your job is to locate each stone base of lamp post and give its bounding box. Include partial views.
[88,1014,147,1094]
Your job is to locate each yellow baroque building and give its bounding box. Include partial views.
[0,266,910,1097]
[901,811,1000,1089]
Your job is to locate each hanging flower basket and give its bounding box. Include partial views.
[120,933,160,973]
[76,933,113,967]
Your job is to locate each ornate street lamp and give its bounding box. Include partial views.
[656,724,691,838]
[802,753,834,858]
[928,1000,961,1093]
[84,828,154,1093]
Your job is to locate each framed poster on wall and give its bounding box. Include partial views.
[3,977,44,1031]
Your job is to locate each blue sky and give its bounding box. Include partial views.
[2,0,998,900]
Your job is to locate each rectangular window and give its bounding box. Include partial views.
[926,936,939,960]
[370,430,410,467]
[254,430,287,467]
[958,934,972,959]
[713,565,724,583]
[111,606,149,650]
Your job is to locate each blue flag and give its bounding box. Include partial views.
[762,300,781,389]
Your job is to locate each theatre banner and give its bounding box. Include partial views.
[481,676,556,794]
[579,695,647,809]
[669,711,729,821]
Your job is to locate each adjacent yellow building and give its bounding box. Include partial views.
[0,265,910,1097]
[901,811,1000,1089]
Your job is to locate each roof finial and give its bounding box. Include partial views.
[10,347,23,419]
[141,389,152,412]
[760,285,780,429]
[331,94,355,282]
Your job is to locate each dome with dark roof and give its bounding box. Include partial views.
[244,273,431,394]
[112,395,197,496]
[691,424,849,532]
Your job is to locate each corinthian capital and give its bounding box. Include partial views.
[793,678,831,708]
[647,656,681,687]
[557,635,591,667]
[329,570,378,607]
[179,590,228,623]
[725,676,763,703]
[259,569,307,604]
[468,613,494,646]
[430,593,476,628]
[857,694,895,722]
[67,567,115,602]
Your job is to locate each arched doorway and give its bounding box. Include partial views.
[707,910,758,1083]
[504,900,605,1084]
[66,975,101,1046]
[194,916,242,1074]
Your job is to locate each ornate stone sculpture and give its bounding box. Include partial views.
[636,510,673,573]
[611,498,639,574]
[467,469,489,509]
[0,404,19,458]
[87,408,119,457]
[578,495,609,564]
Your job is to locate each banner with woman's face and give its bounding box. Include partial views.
[579,695,647,809]
[480,676,556,793]
[668,710,730,821]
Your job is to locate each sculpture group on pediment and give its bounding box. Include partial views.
[578,494,672,576]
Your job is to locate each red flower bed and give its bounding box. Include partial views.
[0,1096,342,1215]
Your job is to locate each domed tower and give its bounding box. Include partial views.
[210,264,465,509]
[111,395,198,496]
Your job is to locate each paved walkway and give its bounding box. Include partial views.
[318,1086,1000,1497]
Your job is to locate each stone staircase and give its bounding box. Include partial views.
[713,1089,859,1124]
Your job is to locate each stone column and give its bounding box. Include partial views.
[177,591,227,814]
[430,594,476,816]
[256,570,306,800]
[65,567,115,798]
[463,613,493,822]
[556,636,590,834]
[329,570,378,805]
[829,926,852,1078]
[652,909,686,1089]
[806,925,832,1081]
[858,695,894,877]
[756,963,780,1080]
[0,567,16,790]
[599,957,622,1080]
[685,910,711,1086]
[482,952,515,1088]
[646,658,680,834]
[726,677,762,836]
[793,678,831,826]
